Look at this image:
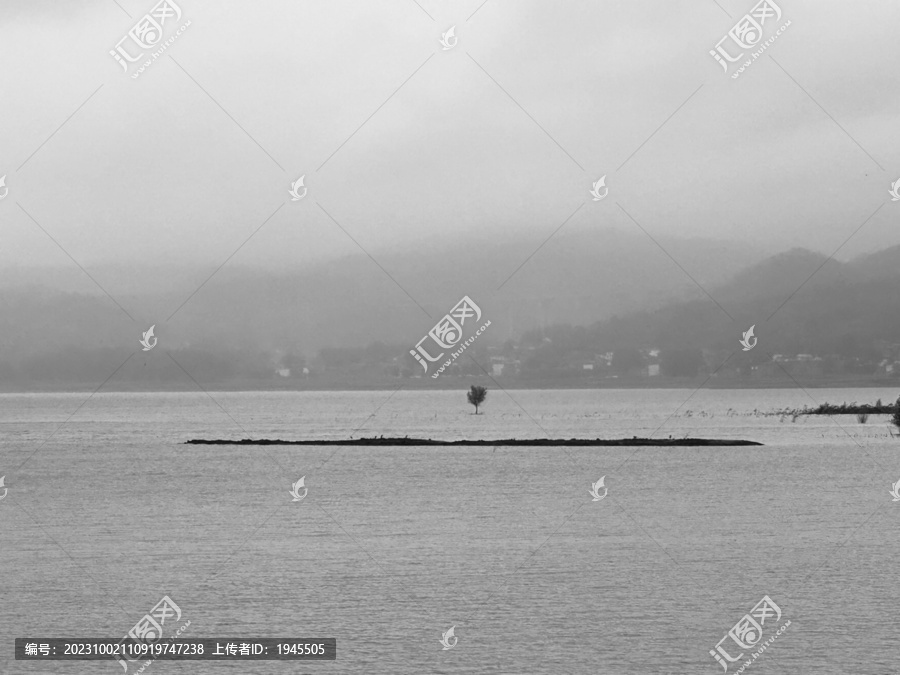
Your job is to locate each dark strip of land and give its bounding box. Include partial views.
[773,402,897,415]
[186,437,762,447]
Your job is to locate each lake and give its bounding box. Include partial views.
[1,387,898,674]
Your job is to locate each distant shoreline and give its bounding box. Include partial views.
[1,376,897,394]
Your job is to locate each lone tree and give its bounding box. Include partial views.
[892,395,900,434]
[467,385,487,415]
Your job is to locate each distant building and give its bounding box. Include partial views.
[277,368,290,377]
[647,364,660,377]
[754,362,780,377]
[490,356,519,377]
[583,363,594,371]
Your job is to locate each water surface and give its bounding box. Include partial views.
[1,388,898,674]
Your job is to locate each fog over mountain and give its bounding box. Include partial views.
[0,228,768,359]
[580,244,900,358]
[2,0,898,389]
[3,232,899,388]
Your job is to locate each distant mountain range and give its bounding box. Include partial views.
[4,232,897,388]
[577,244,900,359]
[0,227,768,361]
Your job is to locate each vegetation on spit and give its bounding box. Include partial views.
[767,396,900,432]
[893,396,900,432]
[467,385,487,415]
[771,398,897,417]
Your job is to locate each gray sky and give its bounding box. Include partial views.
[1,0,898,272]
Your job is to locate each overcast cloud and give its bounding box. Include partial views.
[1,0,898,273]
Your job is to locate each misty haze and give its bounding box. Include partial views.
[2,0,899,673]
